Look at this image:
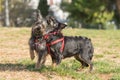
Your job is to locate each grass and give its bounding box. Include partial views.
[94,60,120,74]
[0,27,120,80]
[110,73,120,80]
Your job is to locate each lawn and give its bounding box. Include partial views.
[0,27,120,80]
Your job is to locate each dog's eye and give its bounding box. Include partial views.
[37,27,41,30]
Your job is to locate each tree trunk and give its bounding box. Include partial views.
[4,0,10,27]
[116,0,120,13]
[116,0,120,29]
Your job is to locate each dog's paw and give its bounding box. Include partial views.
[35,66,39,69]
[35,64,42,69]
[76,68,83,72]
[31,55,35,60]
[52,62,57,68]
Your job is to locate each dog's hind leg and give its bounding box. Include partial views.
[80,53,93,72]
[74,55,88,71]
[78,40,94,72]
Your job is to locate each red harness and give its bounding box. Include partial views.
[43,31,65,53]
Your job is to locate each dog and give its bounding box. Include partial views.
[42,16,94,72]
[28,10,48,69]
[28,15,64,69]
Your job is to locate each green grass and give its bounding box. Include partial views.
[0,78,6,80]
[0,27,120,80]
[18,58,120,80]
[94,60,120,74]
[18,59,100,80]
[110,73,120,80]
[94,54,104,58]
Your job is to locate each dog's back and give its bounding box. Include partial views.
[63,36,93,57]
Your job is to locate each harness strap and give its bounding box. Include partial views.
[60,37,64,53]
[46,37,64,53]
[43,31,60,40]
[43,31,64,53]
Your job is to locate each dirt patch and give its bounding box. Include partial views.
[99,74,112,80]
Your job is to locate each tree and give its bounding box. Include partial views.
[115,0,120,28]
[38,0,49,18]
[0,0,4,26]
[62,0,116,29]
[1,0,41,27]
[4,0,10,27]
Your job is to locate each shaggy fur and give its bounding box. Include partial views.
[28,10,47,69]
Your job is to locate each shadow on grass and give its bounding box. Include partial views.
[0,63,35,71]
[0,59,80,73]
[0,62,56,73]
[0,63,23,71]
[0,60,102,79]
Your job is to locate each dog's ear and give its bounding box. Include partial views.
[36,10,43,22]
[41,23,46,29]
[46,16,56,27]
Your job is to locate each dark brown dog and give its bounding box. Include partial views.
[28,10,47,69]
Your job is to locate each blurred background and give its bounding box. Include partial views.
[0,0,120,29]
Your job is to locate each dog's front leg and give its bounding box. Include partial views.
[35,50,47,69]
[56,54,62,65]
[29,48,35,60]
[51,54,62,67]
[29,38,35,60]
[51,58,57,68]
[35,54,41,69]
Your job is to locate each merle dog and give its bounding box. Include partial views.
[43,16,94,72]
[28,15,64,69]
[28,10,48,68]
